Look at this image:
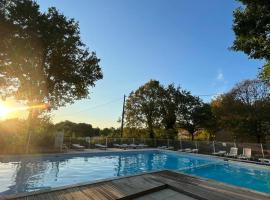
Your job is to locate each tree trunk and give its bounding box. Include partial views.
[25,109,34,153]
[25,106,38,153]
[149,127,154,139]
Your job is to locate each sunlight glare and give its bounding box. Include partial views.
[0,104,10,118]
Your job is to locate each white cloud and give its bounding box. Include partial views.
[209,70,229,99]
[216,71,224,81]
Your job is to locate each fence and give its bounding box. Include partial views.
[63,137,270,161]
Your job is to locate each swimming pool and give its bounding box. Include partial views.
[0,150,270,196]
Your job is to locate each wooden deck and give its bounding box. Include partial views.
[3,170,270,200]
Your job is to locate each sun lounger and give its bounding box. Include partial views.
[259,158,270,164]
[212,150,226,156]
[184,148,190,152]
[165,146,174,150]
[128,144,137,149]
[238,148,251,160]
[137,144,148,148]
[225,147,238,158]
[158,146,167,149]
[113,144,121,148]
[178,149,184,152]
[71,144,85,151]
[120,144,128,149]
[191,149,198,153]
[95,144,107,150]
[181,148,198,153]
[184,148,192,152]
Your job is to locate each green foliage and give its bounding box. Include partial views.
[177,94,203,140]
[123,127,148,138]
[100,127,120,137]
[0,117,55,153]
[212,79,270,143]
[125,80,211,139]
[55,120,100,137]
[0,0,102,109]
[125,80,163,138]
[194,129,210,141]
[232,0,270,83]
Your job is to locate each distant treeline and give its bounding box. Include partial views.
[123,79,270,143]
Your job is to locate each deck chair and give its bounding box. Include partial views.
[95,144,107,150]
[183,148,198,153]
[225,147,238,158]
[191,148,198,153]
[212,151,226,156]
[238,148,251,160]
[137,144,148,149]
[184,148,192,152]
[71,144,85,151]
[165,146,174,150]
[128,144,138,149]
[259,158,270,164]
[113,144,121,148]
[119,144,128,149]
[158,146,167,149]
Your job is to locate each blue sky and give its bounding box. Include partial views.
[37,0,262,128]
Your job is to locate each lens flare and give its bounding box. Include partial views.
[0,104,10,118]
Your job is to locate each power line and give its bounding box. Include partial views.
[55,93,221,119]
[55,97,122,118]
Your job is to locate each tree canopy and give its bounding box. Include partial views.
[125,80,162,138]
[212,79,270,143]
[232,0,270,83]
[55,120,100,137]
[125,80,208,139]
[0,0,102,111]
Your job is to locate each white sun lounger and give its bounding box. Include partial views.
[225,147,238,158]
[137,144,148,149]
[183,148,198,153]
[158,146,167,149]
[212,151,226,156]
[238,148,251,160]
[120,144,128,149]
[128,144,137,149]
[259,158,270,164]
[184,148,192,152]
[165,146,174,150]
[95,144,107,150]
[113,144,121,148]
[191,149,198,153]
[71,144,85,151]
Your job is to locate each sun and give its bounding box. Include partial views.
[0,104,10,118]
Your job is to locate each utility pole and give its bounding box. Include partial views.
[120,95,126,137]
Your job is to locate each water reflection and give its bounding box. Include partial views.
[0,151,220,196]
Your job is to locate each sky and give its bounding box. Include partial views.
[34,0,262,128]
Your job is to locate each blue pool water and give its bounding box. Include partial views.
[0,150,270,196]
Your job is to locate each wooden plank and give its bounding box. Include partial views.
[117,184,167,200]
[152,171,270,200]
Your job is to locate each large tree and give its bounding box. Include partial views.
[125,80,211,139]
[125,80,163,138]
[0,0,102,116]
[212,79,270,143]
[232,0,270,83]
[176,93,211,140]
[159,84,185,139]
